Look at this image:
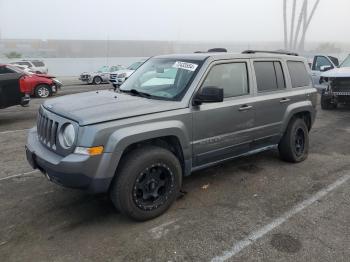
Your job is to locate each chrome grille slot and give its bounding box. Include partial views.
[37,107,60,151]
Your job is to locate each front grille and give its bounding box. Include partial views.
[110,74,117,80]
[80,74,90,80]
[37,107,59,150]
[333,91,350,96]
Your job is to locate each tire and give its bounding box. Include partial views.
[278,118,309,163]
[110,146,182,221]
[93,76,103,85]
[35,84,52,98]
[321,95,336,110]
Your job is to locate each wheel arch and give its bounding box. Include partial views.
[104,121,192,185]
[282,101,315,133]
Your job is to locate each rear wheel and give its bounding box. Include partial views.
[110,146,182,221]
[35,84,51,98]
[279,118,309,163]
[93,76,103,85]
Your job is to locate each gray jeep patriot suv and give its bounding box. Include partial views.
[26,50,317,221]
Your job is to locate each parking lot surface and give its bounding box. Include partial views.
[0,81,349,262]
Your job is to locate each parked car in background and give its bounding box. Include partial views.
[306,55,339,90]
[11,64,33,73]
[26,50,317,221]
[1,64,60,99]
[79,65,125,85]
[10,60,48,74]
[0,64,30,109]
[320,54,350,109]
[109,61,145,88]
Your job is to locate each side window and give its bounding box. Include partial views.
[287,61,311,88]
[313,56,333,71]
[254,61,285,92]
[202,62,249,98]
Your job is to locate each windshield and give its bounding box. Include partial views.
[120,58,201,100]
[341,55,350,67]
[128,62,143,71]
[97,66,109,73]
[7,65,26,74]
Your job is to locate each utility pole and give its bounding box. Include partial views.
[283,0,321,52]
[283,0,288,49]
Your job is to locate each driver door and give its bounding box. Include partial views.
[0,68,23,109]
[192,60,255,167]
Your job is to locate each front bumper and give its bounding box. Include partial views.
[79,76,92,83]
[25,128,114,193]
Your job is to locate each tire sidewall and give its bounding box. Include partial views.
[111,147,182,221]
[288,119,309,162]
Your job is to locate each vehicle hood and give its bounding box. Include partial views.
[81,72,99,75]
[321,67,350,78]
[43,90,185,126]
[33,73,55,79]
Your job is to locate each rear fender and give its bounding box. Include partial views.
[281,101,316,133]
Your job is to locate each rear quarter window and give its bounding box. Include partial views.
[287,61,311,88]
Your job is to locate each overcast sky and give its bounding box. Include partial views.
[0,0,349,42]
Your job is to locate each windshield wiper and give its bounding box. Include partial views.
[121,89,152,99]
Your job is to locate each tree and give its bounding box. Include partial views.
[4,51,22,59]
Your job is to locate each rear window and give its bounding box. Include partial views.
[32,61,45,67]
[287,61,311,88]
[254,61,285,92]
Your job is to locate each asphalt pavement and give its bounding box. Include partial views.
[0,80,349,262]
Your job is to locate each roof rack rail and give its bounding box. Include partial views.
[208,48,227,53]
[242,50,299,56]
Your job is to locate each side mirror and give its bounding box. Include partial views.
[193,86,223,105]
[320,65,332,72]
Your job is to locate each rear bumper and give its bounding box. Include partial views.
[25,128,113,193]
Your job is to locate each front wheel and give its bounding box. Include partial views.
[35,85,52,98]
[278,118,309,163]
[93,76,103,85]
[110,146,182,221]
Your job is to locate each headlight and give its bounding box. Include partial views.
[118,73,127,78]
[60,124,76,148]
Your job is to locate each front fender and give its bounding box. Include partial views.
[281,100,316,133]
[102,120,191,179]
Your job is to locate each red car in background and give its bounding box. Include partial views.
[0,64,61,109]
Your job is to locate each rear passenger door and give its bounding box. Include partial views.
[250,60,290,148]
[192,60,256,167]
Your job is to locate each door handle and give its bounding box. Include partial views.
[238,105,253,111]
[280,98,291,103]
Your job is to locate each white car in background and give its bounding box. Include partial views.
[306,55,339,90]
[10,60,48,74]
[109,61,145,88]
[79,65,125,85]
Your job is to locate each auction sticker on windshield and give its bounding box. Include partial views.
[173,61,198,72]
